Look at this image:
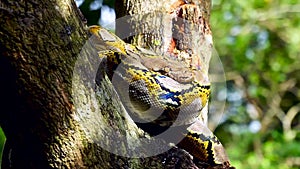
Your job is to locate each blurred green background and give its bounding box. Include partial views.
[0,128,4,167]
[210,1,300,168]
[1,0,299,168]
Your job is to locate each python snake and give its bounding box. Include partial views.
[89,25,233,168]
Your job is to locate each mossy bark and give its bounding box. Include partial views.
[0,0,92,168]
[0,0,212,168]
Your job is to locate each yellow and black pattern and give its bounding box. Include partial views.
[178,120,232,168]
[89,25,232,168]
[89,25,210,126]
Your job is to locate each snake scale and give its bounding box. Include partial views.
[89,25,233,168]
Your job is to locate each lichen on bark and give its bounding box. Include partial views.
[0,0,219,168]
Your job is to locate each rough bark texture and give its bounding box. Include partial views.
[0,0,90,168]
[115,0,216,168]
[115,0,212,95]
[0,0,213,168]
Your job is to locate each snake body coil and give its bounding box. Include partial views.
[89,26,233,168]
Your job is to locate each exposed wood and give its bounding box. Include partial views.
[0,0,217,168]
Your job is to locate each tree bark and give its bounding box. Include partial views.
[0,0,92,168]
[0,0,214,168]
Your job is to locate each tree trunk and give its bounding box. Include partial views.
[115,0,212,123]
[0,0,214,168]
[0,0,93,168]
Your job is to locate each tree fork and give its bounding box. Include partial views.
[0,0,220,168]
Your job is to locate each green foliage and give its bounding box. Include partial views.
[77,0,115,26]
[77,0,300,168]
[225,131,300,169]
[78,0,100,25]
[1,1,298,168]
[0,127,5,167]
[211,0,300,168]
